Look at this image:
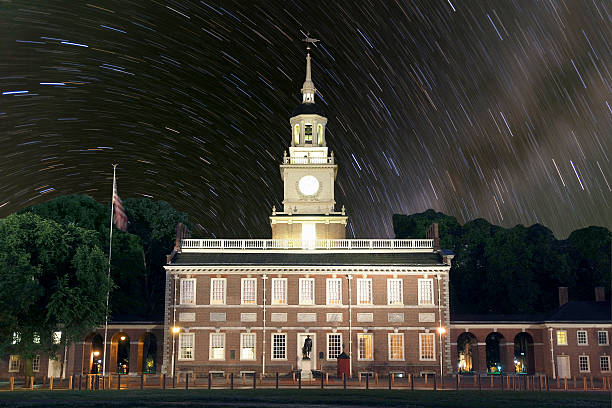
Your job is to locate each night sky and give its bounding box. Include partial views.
[2,1,610,239]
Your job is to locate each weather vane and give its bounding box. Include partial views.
[302,32,319,51]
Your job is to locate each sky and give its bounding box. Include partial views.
[1,1,610,239]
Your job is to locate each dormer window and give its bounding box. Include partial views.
[317,124,323,146]
[304,124,313,143]
[294,124,300,145]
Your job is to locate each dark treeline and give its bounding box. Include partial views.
[394,210,611,315]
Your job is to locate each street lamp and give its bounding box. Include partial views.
[437,326,446,381]
[171,327,180,379]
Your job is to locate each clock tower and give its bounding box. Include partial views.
[270,39,347,243]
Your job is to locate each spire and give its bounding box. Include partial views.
[301,34,319,104]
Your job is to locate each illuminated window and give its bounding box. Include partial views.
[327,333,342,360]
[419,333,435,361]
[33,333,40,344]
[12,332,20,345]
[178,333,194,360]
[598,331,609,346]
[388,334,404,361]
[317,124,323,146]
[358,334,373,360]
[600,356,610,372]
[210,278,226,305]
[357,279,372,305]
[577,330,588,345]
[326,278,342,305]
[418,279,434,305]
[241,278,257,304]
[387,279,403,305]
[180,278,196,305]
[294,124,300,145]
[557,330,568,345]
[32,355,40,372]
[8,355,19,372]
[272,334,286,360]
[240,333,256,360]
[579,355,590,372]
[209,333,225,360]
[271,278,287,305]
[304,124,313,143]
[53,331,62,344]
[299,278,315,305]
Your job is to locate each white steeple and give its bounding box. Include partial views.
[301,35,319,103]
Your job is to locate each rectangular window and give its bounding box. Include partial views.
[327,333,342,360]
[209,333,225,360]
[557,330,568,345]
[210,278,226,305]
[180,278,196,305]
[304,124,313,143]
[326,278,342,305]
[600,356,610,372]
[241,278,257,304]
[358,334,373,361]
[240,333,256,360]
[299,278,315,305]
[388,333,404,361]
[387,279,403,305]
[12,332,20,345]
[579,355,590,372]
[272,334,286,360]
[53,331,62,345]
[271,278,287,305]
[418,279,434,305]
[357,279,372,305]
[178,333,194,360]
[598,331,609,346]
[8,355,19,372]
[577,330,588,345]
[419,333,435,361]
[32,355,40,372]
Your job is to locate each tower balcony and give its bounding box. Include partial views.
[282,156,335,165]
[180,238,434,252]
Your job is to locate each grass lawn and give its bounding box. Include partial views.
[0,389,609,407]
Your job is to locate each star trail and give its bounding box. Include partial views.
[1,1,610,239]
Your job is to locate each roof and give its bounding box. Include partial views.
[451,313,546,324]
[546,301,611,323]
[292,102,325,116]
[170,251,444,267]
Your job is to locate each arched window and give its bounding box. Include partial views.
[304,124,313,143]
[485,332,504,374]
[317,124,323,146]
[294,124,300,145]
[457,332,478,373]
[514,332,534,374]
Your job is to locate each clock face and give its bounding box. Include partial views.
[298,175,319,196]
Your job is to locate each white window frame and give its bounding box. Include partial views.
[418,278,434,305]
[299,278,315,305]
[210,278,226,305]
[356,278,373,305]
[32,355,40,372]
[178,332,195,361]
[271,333,287,360]
[388,333,405,361]
[209,333,225,361]
[556,330,568,345]
[180,278,196,305]
[357,333,374,361]
[326,278,342,305]
[600,356,610,372]
[271,278,287,305]
[240,333,256,361]
[387,278,403,305]
[241,278,257,305]
[597,331,609,346]
[8,355,20,372]
[327,333,343,360]
[419,333,436,361]
[577,330,588,345]
[579,355,590,373]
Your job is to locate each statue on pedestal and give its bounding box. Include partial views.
[302,335,312,360]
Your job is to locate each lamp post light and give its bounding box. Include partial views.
[437,326,446,381]
[171,327,180,379]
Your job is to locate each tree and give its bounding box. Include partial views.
[0,213,111,377]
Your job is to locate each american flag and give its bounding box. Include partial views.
[113,183,127,231]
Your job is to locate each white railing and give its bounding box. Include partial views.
[282,156,334,165]
[181,239,434,251]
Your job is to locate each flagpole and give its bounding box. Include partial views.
[102,164,117,378]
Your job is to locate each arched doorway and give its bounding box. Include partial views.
[138,333,157,374]
[514,332,534,374]
[457,332,478,373]
[90,334,103,374]
[110,333,130,374]
[485,332,505,374]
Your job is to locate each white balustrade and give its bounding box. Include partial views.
[282,156,334,165]
[180,238,434,251]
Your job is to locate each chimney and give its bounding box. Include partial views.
[595,287,605,302]
[558,287,569,306]
[426,223,440,250]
